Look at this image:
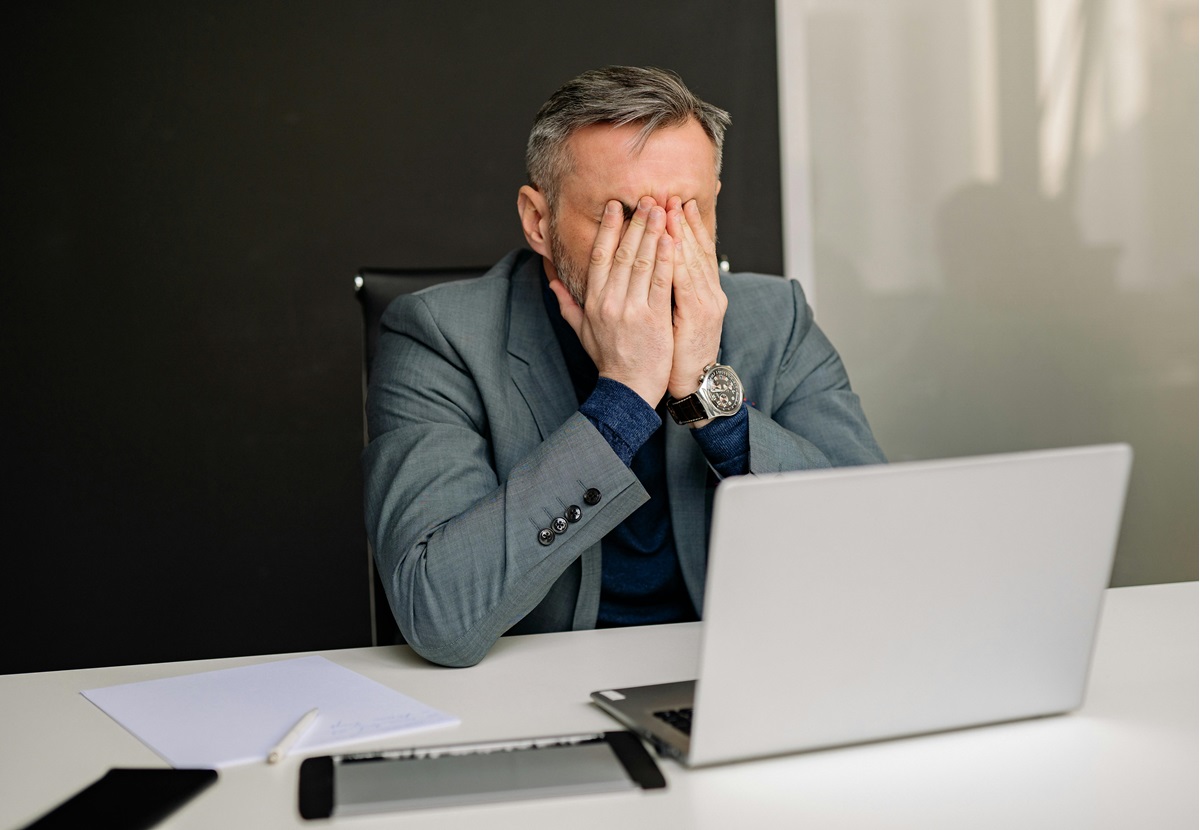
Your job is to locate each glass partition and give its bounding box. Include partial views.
[778,0,1197,585]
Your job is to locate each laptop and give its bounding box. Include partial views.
[592,444,1132,767]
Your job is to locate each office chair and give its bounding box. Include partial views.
[354,266,490,646]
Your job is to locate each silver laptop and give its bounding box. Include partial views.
[592,444,1132,767]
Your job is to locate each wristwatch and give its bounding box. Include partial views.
[666,363,745,425]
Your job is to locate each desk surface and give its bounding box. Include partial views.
[2,582,1196,829]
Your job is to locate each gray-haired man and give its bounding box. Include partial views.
[364,66,884,667]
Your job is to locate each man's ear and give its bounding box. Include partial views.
[517,185,552,257]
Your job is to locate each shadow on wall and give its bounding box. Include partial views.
[903,179,1197,585]
[907,181,1122,455]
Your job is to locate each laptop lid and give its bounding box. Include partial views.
[675,444,1130,766]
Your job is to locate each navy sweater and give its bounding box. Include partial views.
[541,280,749,626]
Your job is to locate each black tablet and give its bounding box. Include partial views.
[299,731,665,819]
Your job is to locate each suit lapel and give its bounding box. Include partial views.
[506,252,577,441]
[505,252,601,627]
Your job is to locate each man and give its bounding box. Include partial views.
[364,66,884,667]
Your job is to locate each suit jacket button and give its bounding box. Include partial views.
[583,488,602,506]
[537,528,555,546]
[565,505,582,523]
[551,516,568,534]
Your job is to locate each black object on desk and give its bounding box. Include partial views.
[21,768,218,830]
[298,731,665,819]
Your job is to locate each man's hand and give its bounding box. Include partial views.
[549,198,675,408]
[665,197,728,403]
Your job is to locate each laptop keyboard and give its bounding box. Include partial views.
[654,708,694,736]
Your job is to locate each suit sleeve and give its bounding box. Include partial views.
[744,279,886,472]
[362,294,648,667]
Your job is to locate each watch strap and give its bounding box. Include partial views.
[666,393,709,425]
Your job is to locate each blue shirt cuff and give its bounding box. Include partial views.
[579,378,662,466]
[691,403,750,477]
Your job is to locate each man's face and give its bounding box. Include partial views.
[545,118,720,305]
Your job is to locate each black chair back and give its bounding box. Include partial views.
[354,266,489,645]
[355,267,490,380]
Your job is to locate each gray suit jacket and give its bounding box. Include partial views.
[364,249,884,666]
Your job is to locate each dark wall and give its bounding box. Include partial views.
[2,2,782,674]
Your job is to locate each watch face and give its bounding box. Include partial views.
[702,366,743,415]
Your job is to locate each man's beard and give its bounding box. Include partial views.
[548,220,588,308]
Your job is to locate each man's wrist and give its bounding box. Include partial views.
[600,373,666,411]
[667,360,717,401]
[580,377,662,466]
[691,403,750,477]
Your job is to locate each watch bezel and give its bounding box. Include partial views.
[697,364,743,417]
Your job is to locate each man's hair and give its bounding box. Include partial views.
[526,66,731,209]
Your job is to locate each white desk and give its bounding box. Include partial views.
[2,582,1195,829]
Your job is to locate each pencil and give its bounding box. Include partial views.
[267,708,319,764]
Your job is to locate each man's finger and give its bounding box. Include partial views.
[668,217,698,302]
[586,200,625,300]
[606,197,654,301]
[667,208,701,296]
[671,203,715,302]
[684,199,718,257]
[648,232,674,311]
[665,195,683,218]
[686,199,720,295]
[628,205,666,301]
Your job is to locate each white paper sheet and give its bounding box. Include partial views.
[82,655,459,768]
